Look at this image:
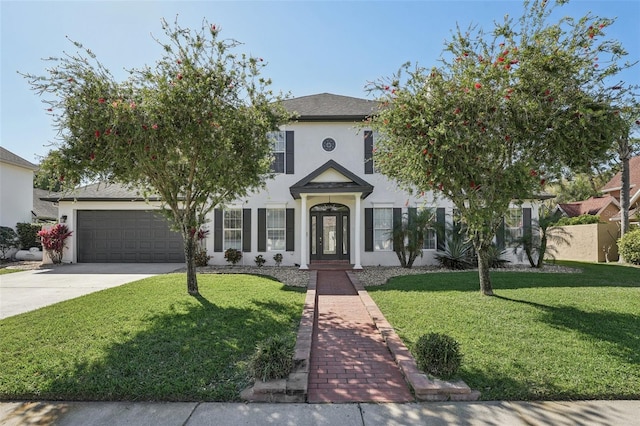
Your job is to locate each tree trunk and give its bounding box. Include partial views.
[477,247,494,296]
[620,153,630,238]
[184,233,199,295]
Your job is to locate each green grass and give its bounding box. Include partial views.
[0,267,20,275]
[0,273,305,401]
[368,262,640,401]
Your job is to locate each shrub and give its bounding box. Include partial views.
[16,223,42,250]
[555,214,600,226]
[434,237,474,270]
[414,333,463,379]
[0,226,19,259]
[618,228,640,265]
[224,248,242,265]
[486,244,509,268]
[254,254,266,267]
[249,334,295,382]
[194,249,210,267]
[38,224,72,264]
[273,253,283,266]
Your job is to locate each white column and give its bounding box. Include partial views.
[299,194,309,269]
[354,194,363,269]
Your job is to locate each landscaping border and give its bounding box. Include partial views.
[347,271,481,402]
[240,271,317,402]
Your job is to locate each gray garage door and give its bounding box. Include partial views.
[77,210,185,263]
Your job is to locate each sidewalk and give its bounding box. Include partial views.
[1,400,638,425]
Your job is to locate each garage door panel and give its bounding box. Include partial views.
[77,210,185,263]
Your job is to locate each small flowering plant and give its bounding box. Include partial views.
[38,224,72,264]
[224,248,242,265]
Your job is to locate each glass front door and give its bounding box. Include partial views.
[310,203,349,261]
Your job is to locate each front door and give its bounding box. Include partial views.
[310,203,349,261]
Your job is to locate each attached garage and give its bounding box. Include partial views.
[77,210,185,263]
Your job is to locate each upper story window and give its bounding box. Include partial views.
[268,131,286,174]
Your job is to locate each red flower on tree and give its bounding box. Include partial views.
[474,82,482,89]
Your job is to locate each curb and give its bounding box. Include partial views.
[346,271,481,402]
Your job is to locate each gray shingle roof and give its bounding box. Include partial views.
[0,147,38,170]
[280,93,377,121]
[42,182,161,202]
[33,188,59,220]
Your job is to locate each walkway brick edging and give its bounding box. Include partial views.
[346,271,481,402]
[240,271,317,403]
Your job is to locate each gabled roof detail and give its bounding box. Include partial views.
[601,155,640,193]
[280,93,377,121]
[557,195,619,217]
[0,147,37,170]
[290,160,374,199]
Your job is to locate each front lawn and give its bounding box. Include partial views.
[368,262,640,400]
[0,273,305,401]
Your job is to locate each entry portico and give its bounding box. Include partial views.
[290,160,373,270]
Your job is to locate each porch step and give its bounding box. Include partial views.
[309,261,353,270]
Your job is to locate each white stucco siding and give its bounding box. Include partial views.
[0,162,34,229]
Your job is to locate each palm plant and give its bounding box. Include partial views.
[512,209,570,268]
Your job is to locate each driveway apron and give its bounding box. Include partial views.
[0,263,183,319]
[308,270,413,403]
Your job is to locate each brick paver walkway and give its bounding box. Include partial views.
[308,270,413,403]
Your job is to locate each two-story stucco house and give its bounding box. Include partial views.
[52,93,541,267]
[1,147,38,230]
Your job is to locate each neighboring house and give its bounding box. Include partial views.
[601,155,640,226]
[0,147,38,230]
[32,188,59,223]
[556,196,620,222]
[51,93,543,267]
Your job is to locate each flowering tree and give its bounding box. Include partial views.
[38,224,72,264]
[367,0,636,295]
[23,19,289,295]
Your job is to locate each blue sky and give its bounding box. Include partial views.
[2,0,639,164]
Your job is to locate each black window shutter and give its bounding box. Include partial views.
[257,209,266,252]
[496,217,505,250]
[214,209,223,252]
[393,208,402,251]
[285,131,294,174]
[364,208,373,252]
[364,130,373,174]
[523,207,532,239]
[242,209,251,252]
[408,207,417,248]
[436,207,446,251]
[286,208,295,251]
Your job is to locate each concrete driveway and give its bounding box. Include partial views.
[0,263,183,320]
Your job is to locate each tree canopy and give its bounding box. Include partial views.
[367,0,636,295]
[22,18,289,295]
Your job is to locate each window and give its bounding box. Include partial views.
[268,131,286,173]
[223,209,242,250]
[505,208,523,246]
[423,228,437,250]
[266,208,285,251]
[373,208,393,251]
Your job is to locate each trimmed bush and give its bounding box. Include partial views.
[249,334,295,382]
[16,223,42,250]
[224,248,242,265]
[555,214,600,226]
[254,254,266,267]
[618,228,640,265]
[194,249,210,267]
[273,253,283,266]
[0,226,19,259]
[414,333,463,379]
